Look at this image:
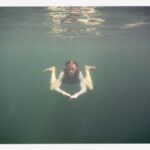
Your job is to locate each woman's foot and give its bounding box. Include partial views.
[85,65,96,71]
[43,66,55,72]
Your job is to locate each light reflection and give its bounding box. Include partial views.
[120,21,148,29]
[47,7,105,37]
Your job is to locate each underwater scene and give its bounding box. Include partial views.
[0,7,150,143]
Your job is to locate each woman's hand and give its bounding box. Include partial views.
[62,91,71,97]
[70,93,79,99]
[62,92,79,100]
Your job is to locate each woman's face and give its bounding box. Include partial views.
[67,62,77,76]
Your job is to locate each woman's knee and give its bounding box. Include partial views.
[89,86,94,90]
[50,85,55,91]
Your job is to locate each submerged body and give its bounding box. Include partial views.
[62,67,80,84]
[44,60,96,99]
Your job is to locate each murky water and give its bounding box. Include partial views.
[0,7,150,143]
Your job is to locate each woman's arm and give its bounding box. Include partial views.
[54,71,71,97]
[71,72,87,99]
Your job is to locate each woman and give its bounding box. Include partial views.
[43,60,96,99]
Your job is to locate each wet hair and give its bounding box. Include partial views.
[65,60,78,67]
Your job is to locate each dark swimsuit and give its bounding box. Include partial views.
[62,68,80,84]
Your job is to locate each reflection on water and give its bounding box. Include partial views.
[46,7,150,38]
[120,21,149,29]
[47,7,105,37]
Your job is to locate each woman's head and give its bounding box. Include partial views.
[65,60,78,76]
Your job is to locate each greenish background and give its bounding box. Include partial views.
[0,7,150,143]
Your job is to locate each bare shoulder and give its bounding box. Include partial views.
[58,71,65,79]
[79,71,84,78]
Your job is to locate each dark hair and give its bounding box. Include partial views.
[65,60,78,67]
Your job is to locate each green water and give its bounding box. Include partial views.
[0,7,150,143]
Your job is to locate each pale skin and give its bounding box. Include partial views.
[43,65,96,99]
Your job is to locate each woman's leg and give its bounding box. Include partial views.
[43,66,57,90]
[84,65,96,90]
